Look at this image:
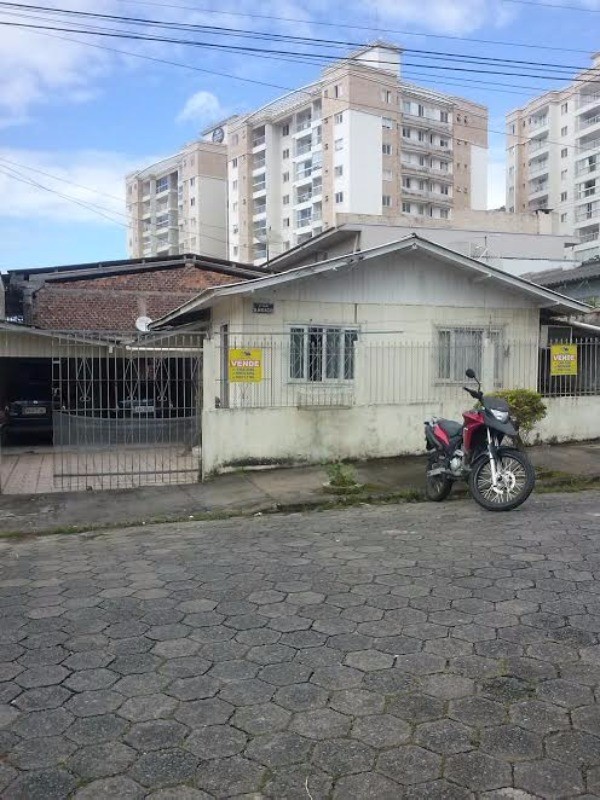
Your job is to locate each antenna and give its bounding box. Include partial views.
[135,315,152,332]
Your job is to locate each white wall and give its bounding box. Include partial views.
[343,110,382,216]
[535,396,600,443]
[470,145,489,210]
[198,176,228,258]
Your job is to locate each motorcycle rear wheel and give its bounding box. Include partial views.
[469,447,535,512]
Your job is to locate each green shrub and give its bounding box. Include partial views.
[325,461,358,487]
[494,388,547,438]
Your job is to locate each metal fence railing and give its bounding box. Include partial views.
[213,334,600,410]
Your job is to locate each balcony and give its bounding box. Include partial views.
[312,179,322,196]
[529,160,549,179]
[578,245,600,262]
[579,229,599,243]
[529,181,549,199]
[252,158,266,172]
[575,206,600,223]
[403,138,453,155]
[295,118,312,134]
[528,137,549,154]
[403,112,450,132]
[252,179,266,194]
[579,137,600,154]
[402,186,430,198]
[530,115,549,130]
[401,161,431,176]
[296,217,312,229]
[576,159,598,178]
[296,191,312,205]
[253,204,267,218]
[295,143,312,158]
[252,135,266,149]
[577,93,600,111]
[578,113,600,132]
[576,185,598,201]
[295,166,313,183]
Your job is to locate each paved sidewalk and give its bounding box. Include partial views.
[0,442,598,537]
[1,493,600,799]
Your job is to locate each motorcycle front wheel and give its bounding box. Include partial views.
[469,447,535,512]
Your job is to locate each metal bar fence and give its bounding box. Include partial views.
[213,334,600,410]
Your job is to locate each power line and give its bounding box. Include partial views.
[113,0,595,55]
[0,1,591,74]
[0,9,596,83]
[502,0,600,11]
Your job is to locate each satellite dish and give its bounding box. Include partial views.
[135,315,152,332]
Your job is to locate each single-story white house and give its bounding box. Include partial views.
[152,235,596,477]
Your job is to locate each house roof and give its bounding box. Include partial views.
[3,253,266,285]
[522,260,600,287]
[151,234,592,329]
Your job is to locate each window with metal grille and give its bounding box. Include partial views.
[289,326,358,382]
[437,328,501,382]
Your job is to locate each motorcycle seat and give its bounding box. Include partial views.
[438,419,463,437]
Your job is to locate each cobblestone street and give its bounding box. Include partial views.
[1,491,600,799]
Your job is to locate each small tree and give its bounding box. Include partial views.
[494,388,547,443]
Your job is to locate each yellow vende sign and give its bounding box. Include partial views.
[228,348,263,383]
[550,343,578,376]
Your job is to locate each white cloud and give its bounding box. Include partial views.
[176,90,227,125]
[0,149,148,225]
[361,0,515,34]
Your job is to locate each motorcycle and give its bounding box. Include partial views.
[424,368,535,512]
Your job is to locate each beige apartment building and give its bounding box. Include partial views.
[506,53,600,264]
[205,43,488,264]
[126,136,230,260]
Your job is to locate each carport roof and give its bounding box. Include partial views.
[151,234,592,328]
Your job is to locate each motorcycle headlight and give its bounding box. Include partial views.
[491,409,509,423]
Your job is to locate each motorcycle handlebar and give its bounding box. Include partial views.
[463,387,482,400]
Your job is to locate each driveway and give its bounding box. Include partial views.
[1,492,600,799]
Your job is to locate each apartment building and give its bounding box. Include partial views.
[506,53,600,264]
[216,44,488,264]
[126,131,232,260]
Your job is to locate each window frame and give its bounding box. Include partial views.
[288,325,359,383]
[436,326,503,385]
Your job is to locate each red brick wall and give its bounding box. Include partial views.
[31,265,236,331]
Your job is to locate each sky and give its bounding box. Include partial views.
[0,0,599,269]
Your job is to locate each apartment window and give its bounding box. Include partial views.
[561,148,568,158]
[334,84,342,98]
[456,114,462,122]
[283,218,290,228]
[282,124,290,136]
[561,126,568,137]
[231,134,239,146]
[402,176,411,188]
[334,138,343,151]
[382,117,393,129]
[438,328,501,383]
[232,180,238,191]
[232,158,238,168]
[440,185,449,195]
[402,201,411,213]
[382,195,392,207]
[283,171,290,183]
[561,191,568,201]
[440,111,449,123]
[418,130,427,142]
[561,169,568,180]
[402,100,411,113]
[382,143,392,155]
[402,127,411,138]
[233,246,239,257]
[560,212,567,222]
[334,113,343,124]
[289,326,358,382]
[382,89,392,103]
[283,194,289,205]
[561,102,568,114]
[417,204,425,215]
[334,165,343,177]
[335,191,344,204]
[283,148,290,159]
[440,208,449,219]
[155,177,169,193]
[190,197,196,207]
[440,138,449,148]
[189,177,195,187]
[383,169,393,181]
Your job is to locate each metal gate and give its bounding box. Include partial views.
[51,331,203,491]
